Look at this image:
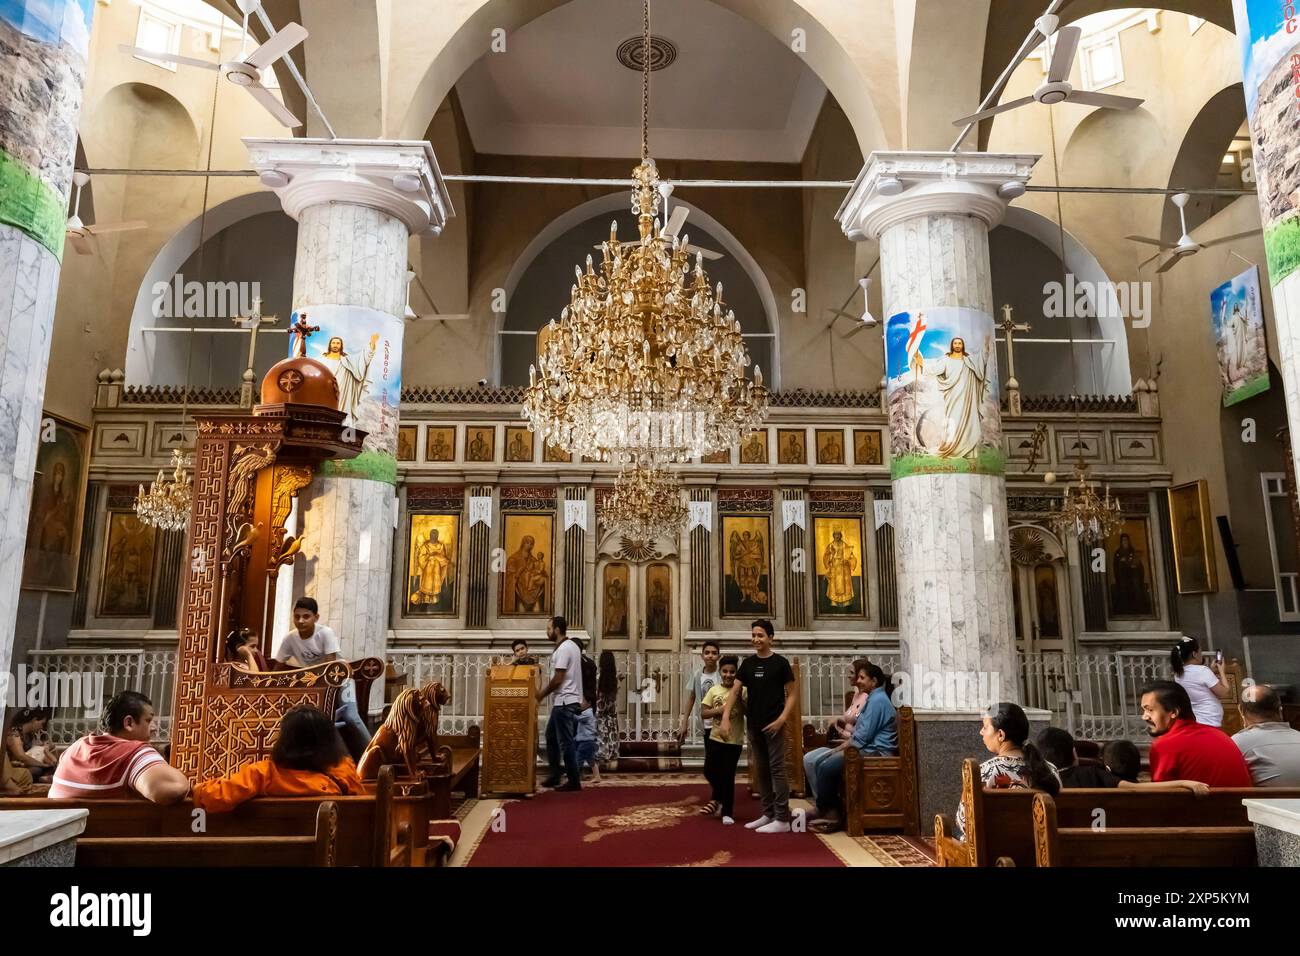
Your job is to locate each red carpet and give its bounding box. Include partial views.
[466,783,844,867]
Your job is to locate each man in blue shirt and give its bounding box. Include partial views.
[806,661,897,833]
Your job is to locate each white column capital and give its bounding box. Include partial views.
[243,138,455,236]
[836,151,1039,242]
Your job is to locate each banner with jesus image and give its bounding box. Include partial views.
[290,304,403,483]
[884,306,1003,479]
[1210,265,1270,407]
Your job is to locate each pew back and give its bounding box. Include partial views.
[843,705,919,836]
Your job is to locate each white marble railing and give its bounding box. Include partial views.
[25,646,1169,745]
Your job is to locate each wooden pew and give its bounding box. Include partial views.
[1030,793,1257,867]
[437,726,482,800]
[935,757,1300,866]
[0,765,444,867]
[841,705,919,836]
[75,801,339,867]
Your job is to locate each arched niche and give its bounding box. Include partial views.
[993,206,1132,396]
[1164,84,1248,238]
[497,192,779,388]
[125,189,294,387]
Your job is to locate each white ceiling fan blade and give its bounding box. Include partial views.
[1065,89,1144,110]
[418,313,474,322]
[1137,251,1163,271]
[85,220,147,235]
[1156,254,1184,274]
[952,96,1036,127]
[244,22,308,70]
[69,234,94,256]
[1124,234,1172,248]
[245,82,303,128]
[1201,229,1262,248]
[1047,26,1081,84]
[119,45,220,70]
[663,205,689,239]
[842,323,869,339]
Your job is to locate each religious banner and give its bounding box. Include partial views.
[404,513,458,616]
[781,499,806,531]
[813,516,866,618]
[22,412,89,591]
[1233,0,1300,283]
[873,499,893,529]
[688,500,712,531]
[0,0,93,259]
[884,305,1002,479]
[1210,265,1269,406]
[563,498,588,532]
[292,305,403,483]
[469,495,493,528]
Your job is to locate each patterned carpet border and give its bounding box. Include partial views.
[853,834,937,867]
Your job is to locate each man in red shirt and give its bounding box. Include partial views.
[1141,681,1252,788]
[49,691,191,803]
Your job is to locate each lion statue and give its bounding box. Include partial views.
[357,681,451,781]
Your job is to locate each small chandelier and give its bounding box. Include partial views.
[1050,459,1122,541]
[134,448,193,531]
[604,464,688,543]
[521,0,767,465]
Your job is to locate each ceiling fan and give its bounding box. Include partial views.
[65,172,146,256]
[952,16,1144,127]
[120,0,306,128]
[591,184,724,261]
[830,274,877,338]
[1128,193,1261,273]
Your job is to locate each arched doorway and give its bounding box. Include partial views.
[1009,524,1072,654]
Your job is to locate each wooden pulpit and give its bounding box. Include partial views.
[170,335,384,781]
[480,664,539,796]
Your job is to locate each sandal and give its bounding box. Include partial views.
[698,800,721,815]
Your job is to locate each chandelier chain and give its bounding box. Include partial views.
[641,0,650,161]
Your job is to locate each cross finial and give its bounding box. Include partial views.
[290,312,320,358]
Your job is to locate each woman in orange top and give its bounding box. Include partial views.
[192,706,365,812]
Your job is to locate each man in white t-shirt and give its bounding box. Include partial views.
[275,596,371,760]
[535,615,583,791]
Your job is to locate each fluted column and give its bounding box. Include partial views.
[0,0,96,722]
[838,152,1037,708]
[245,139,452,661]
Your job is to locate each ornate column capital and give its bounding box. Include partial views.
[243,138,455,236]
[836,151,1039,241]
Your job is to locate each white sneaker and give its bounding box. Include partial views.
[744,815,773,830]
[722,815,735,826]
[756,819,792,834]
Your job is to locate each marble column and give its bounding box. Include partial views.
[244,139,452,666]
[838,152,1037,710]
[0,0,96,723]
[1230,6,1300,527]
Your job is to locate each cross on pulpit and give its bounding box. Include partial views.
[289,312,320,358]
[999,304,1031,416]
[234,721,277,767]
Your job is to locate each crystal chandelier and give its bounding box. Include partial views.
[604,463,688,543]
[1050,459,1123,541]
[134,448,193,531]
[521,0,767,465]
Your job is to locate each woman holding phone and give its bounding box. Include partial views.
[1170,637,1230,727]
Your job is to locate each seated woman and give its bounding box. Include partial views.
[955,702,1060,841]
[805,662,898,833]
[826,658,871,744]
[192,706,365,813]
[226,629,270,671]
[5,707,56,784]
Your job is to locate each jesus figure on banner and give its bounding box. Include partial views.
[319,333,379,425]
[911,334,992,459]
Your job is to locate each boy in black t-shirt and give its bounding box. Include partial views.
[720,619,796,833]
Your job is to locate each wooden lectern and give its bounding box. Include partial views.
[480,665,539,796]
[747,659,805,797]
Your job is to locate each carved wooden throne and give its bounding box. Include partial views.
[171,329,384,780]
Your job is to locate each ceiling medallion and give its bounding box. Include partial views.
[524,0,768,466]
[616,34,677,72]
